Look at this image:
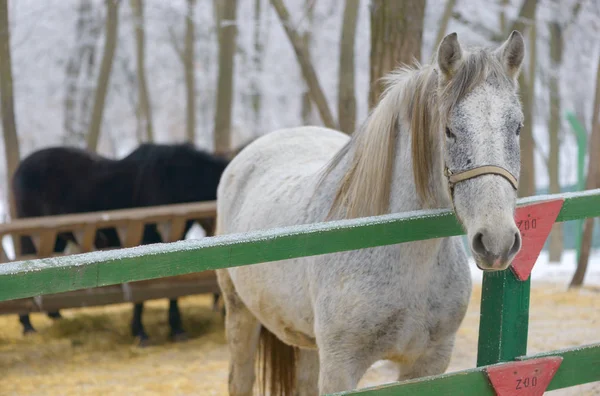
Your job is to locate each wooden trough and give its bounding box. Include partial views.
[0,201,219,315]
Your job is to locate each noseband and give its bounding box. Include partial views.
[444,165,518,198]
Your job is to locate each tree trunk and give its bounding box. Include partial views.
[570,53,600,287]
[433,0,456,50]
[0,0,20,220]
[250,0,264,136]
[499,0,509,34]
[300,0,314,125]
[338,0,359,134]
[64,0,97,146]
[184,0,196,143]
[270,0,337,129]
[213,0,238,154]
[79,14,101,145]
[130,0,154,142]
[369,0,426,109]
[507,0,537,35]
[548,21,563,263]
[517,20,537,198]
[86,0,120,152]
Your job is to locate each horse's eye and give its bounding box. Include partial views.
[516,123,523,136]
[445,127,456,139]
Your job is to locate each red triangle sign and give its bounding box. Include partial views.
[511,199,564,281]
[486,357,563,396]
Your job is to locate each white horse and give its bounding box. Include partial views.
[216,31,525,395]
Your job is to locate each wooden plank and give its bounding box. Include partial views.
[74,224,97,253]
[519,344,600,392]
[167,217,187,242]
[0,201,216,235]
[477,201,563,367]
[0,278,220,314]
[156,221,171,242]
[0,190,599,302]
[332,344,600,395]
[0,245,9,263]
[477,270,530,366]
[123,220,144,247]
[36,230,57,258]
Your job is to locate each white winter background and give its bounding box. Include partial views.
[0,0,599,280]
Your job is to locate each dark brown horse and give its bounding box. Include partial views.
[12,142,243,344]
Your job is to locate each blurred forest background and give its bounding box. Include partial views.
[1,0,599,284]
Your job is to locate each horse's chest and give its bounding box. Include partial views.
[424,259,472,343]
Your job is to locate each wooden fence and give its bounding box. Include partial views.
[0,190,599,394]
[0,201,219,314]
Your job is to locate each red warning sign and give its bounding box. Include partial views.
[511,200,564,281]
[486,357,563,396]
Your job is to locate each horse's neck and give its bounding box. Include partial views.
[389,120,451,213]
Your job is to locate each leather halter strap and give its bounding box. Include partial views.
[444,165,518,191]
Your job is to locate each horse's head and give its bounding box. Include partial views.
[437,31,525,271]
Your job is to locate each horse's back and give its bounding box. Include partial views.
[217,126,348,234]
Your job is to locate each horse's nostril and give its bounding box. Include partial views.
[471,231,487,256]
[509,231,521,257]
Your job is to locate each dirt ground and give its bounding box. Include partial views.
[0,282,598,395]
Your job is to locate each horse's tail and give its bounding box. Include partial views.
[258,326,297,396]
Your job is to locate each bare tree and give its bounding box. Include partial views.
[571,54,600,288]
[250,0,265,136]
[499,0,509,33]
[270,0,337,129]
[184,0,196,143]
[0,0,20,219]
[338,0,359,134]
[433,0,457,50]
[301,0,315,125]
[547,20,563,262]
[213,0,238,154]
[130,0,154,142]
[86,0,120,152]
[517,20,537,198]
[64,0,101,146]
[369,0,426,109]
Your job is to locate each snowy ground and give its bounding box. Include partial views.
[474,249,600,287]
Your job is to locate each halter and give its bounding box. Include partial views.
[444,165,518,199]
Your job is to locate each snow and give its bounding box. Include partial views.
[469,249,600,287]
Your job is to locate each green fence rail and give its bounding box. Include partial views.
[1,189,600,395]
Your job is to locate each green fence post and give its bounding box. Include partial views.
[476,269,530,366]
[565,111,587,263]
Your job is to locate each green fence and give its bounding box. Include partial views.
[1,189,600,395]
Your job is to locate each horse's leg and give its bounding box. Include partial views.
[296,349,319,396]
[212,292,220,311]
[18,235,37,334]
[396,338,455,381]
[19,314,36,334]
[315,317,379,394]
[317,346,374,394]
[131,302,150,346]
[168,299,188,342]
[217,269,261,396]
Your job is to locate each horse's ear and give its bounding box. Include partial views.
[437,32,463,82]
[495,30,525,80]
